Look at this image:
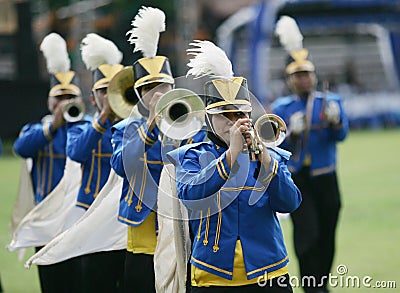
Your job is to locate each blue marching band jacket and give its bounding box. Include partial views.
[167,141,302,280]
[272,92,349,176]
[66,115,114,209]
[14,119,67,204]
[111,117,206,227]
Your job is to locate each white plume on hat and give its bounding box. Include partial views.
[275,16,303,53]
[80,33,123,71]
[186,40,234,81]
[126,6,166,58]
[40,33,71,74]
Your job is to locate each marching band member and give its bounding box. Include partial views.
[111,7,205,292]
[66,33,126,292]
[272,16,349,293]
[13,32,82,293]
[167,40,302,293]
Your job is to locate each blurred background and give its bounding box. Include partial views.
[1,0,400,139]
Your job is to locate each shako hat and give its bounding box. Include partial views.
[40,33,81,97]
[80,33,124,91]
[275,16,315,75]
[186,40,251,115]
[126,6,174,92]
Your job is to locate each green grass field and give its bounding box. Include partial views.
[1,129,399,292]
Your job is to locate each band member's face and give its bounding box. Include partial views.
[288,71,316,97]
[212,111,249,144]
[92,88,107,110]
[48,94,77,113]
[140,82,172,108]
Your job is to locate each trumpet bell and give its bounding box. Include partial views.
[155,88,205,140]
[254,113,287,148]
[63,100,85,122]
[107,66,139,119]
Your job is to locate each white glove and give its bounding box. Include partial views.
[289,111,306,135]
[325,101,340,124]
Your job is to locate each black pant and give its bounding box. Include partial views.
[190,274,293,292]
[291,168,341,293]
[35,247,82,293]
[186,261,192,293]
[123,252,155,293]
[81,250,125,293]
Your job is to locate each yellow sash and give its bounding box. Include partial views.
[127,212,157,255]
[191,240,288,287]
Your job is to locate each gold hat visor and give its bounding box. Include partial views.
[205,100,252,115]
[50,84,81,97]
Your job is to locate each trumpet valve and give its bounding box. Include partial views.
[242,130,262,155]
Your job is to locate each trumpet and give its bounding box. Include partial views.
[154,88,205,140]
[245,114,287,153]
[63,99,85,122]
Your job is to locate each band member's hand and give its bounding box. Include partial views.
[99,94,115,124]
[146,91,164,132]
[325,101,340,125]
[228,118,252,158]
[289,111,306,135]
[258,143,272,169]
[51,100,70,131]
